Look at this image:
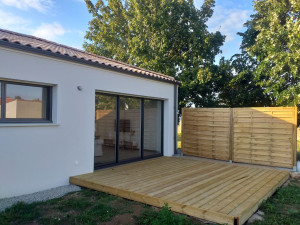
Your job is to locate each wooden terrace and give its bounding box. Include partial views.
[70,157,289,225]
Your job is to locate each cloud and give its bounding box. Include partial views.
[32,22,67,41]
[207,5,250,43]
[0,9,31,31]
[0,0,53,13]
[0,8,67,42]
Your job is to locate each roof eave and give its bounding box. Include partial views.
[0,40,181,85]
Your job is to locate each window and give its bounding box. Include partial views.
[0,81,52,122]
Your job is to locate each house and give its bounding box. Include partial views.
[0,29,179,198]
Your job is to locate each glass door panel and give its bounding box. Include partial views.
[144,99,162,157]
[94,94,116,166]
[119,97,141,161]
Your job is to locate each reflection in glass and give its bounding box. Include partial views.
[144,100,162,157]
[94,94,116,165]
[5,84,47,119]
[119,97,141,161]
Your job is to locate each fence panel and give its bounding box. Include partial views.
[181,107,297,168]
[182,108,231,160]
[233,107,297,168]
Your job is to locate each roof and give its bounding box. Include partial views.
[0,97,14,104]
[0,29,179,84]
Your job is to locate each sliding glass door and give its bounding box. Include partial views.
[94,94,117,165]
[119,97,141,161]
[144,99,163,157]
[94,92,163,168]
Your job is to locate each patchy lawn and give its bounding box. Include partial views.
[249,176,300,225]
[0,189,205,225]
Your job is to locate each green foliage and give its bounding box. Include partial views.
[84,0,225,112]
[0,202,41,225]
[219,0,300,108]
[246,0,300,106]
[56,197,90,212]
[74,202,117,224]
[0,189,124,225]
[85,0,299,111]
[218,53,273,107]
[134,203,198,225]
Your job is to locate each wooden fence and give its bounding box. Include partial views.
[181,108,231,161]
[182,107,297,168]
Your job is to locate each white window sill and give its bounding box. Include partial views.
[0,123,59,127]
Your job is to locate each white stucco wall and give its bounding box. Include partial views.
[0,47,176,198]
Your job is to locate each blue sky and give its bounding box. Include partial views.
[0,0,254,62]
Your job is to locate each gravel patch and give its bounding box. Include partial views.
[0,184,81,212]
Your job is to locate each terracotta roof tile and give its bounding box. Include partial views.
[0,98,14,104]
[0,29,179,84]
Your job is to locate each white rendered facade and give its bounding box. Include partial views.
[0,47,177,198]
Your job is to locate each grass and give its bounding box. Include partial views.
[134,204,201,225]
[0,190,121,225]
[250,178,300,225]
[0,202,42,224]
[0,189,205,225]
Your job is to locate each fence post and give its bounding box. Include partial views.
[229,108,234,163]
[181,108,185,155]
[293,106,297,168]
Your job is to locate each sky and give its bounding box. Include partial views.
[0,0,254,62]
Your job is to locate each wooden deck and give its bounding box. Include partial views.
[70,157,290,225]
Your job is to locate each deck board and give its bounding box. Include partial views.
[70,157,289,225]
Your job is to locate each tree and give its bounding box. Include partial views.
[216,14,273,108]
[246,0,300,106]
[84,0,225,111]
[218,53,273,107]
[213,13,273,108]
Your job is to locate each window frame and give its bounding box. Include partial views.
[0,80,52,123]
